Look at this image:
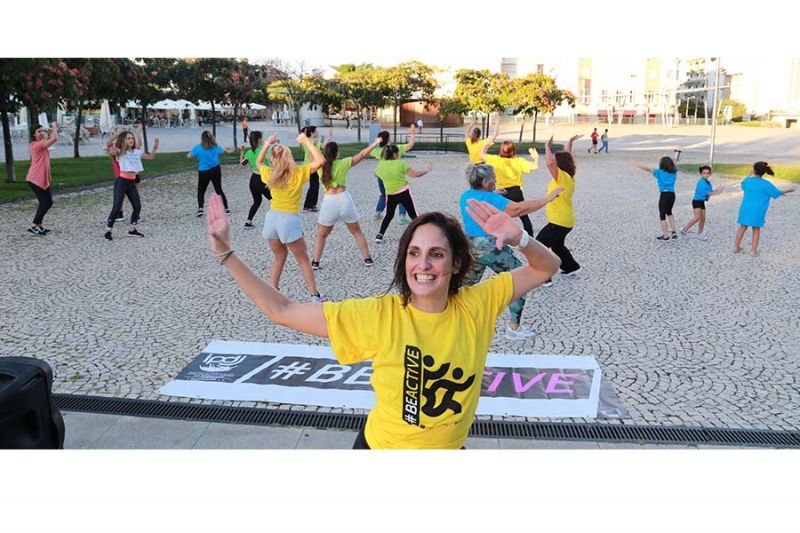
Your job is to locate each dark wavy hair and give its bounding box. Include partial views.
[321,142,339,189]
[753,161,774,177]
[469,127,481,143]
[382,144,400,160]
[248,130,263,152]
[301,125,317,138]
[659,156,677,174]
[390,212,473,307]
[377,130,391,147]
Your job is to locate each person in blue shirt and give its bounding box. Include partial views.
[459,163,562,340]
[187,131,236,217]
[630,156,680,240]
[734,161,796,256]
[680,165,725,241]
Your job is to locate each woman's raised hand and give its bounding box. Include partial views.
[207,194,231,255]
[466,199,523,250]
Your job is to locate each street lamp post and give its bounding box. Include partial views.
[709,57,721,168]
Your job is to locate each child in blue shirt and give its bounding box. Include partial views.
[734,162,796,256]
[680,165,725,241]
[630,156,680,240]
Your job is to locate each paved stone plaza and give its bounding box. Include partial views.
[1,141,798,433]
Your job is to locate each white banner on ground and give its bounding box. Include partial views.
[160,340,611,418]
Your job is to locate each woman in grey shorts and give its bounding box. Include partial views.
[312,138,382,270]
[256,133,325,302]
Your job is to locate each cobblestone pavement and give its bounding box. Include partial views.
[2,150,798,431]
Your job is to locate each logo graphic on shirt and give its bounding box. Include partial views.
[402,345,476,426]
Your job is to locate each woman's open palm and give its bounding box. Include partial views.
[466,199,523,249]
[207,194,231,254]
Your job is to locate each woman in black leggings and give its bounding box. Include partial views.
[239,131,272,229]
[373,145,433,243]
[188,131,235,217]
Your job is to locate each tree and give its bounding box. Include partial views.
[434,97,467,143]
[0,59,81,181]
[335,63,387,142]
[376,61,438,139]
[718,99,748,123]
[222,59,263,148]
[507,74,576,143]
[265,61,326,133]
[176,58,237,138]
[128,58,179,152]
[453,69,508,136]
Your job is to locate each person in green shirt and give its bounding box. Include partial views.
[311,137,382,270]
[374,144,433,243]
[239,131,272,229]
[372,124,416,223]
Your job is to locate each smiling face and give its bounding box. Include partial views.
[700,168,711,179]
[125,133,135,148]
[404,224,458,308]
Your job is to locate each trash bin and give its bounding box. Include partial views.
[369,123,382,144]
[0,357,65,449]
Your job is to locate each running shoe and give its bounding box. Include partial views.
[225,208,231,215]
[374,234,383,243]
[303,206,318,213]
[656,235,670,241]
[39,227,51,234]
[244,222,255,229]
[374,212,383,220]
[115,214,125,221]
[104,231,113,241]
[505,326,537,341]
[697,233,709,241]
[196,208,204,218]
[399,216,411,225]
[364,257,374,267]
[561,267,581,277]
[27,227,44,236]
[671,231,678,239]
[679,230,689,239]
[542,279,553,288]
[127,229,145,237]
[311,260,321,271]
[311,294,326,303]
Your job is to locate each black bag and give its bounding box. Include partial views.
[0,357,65,449]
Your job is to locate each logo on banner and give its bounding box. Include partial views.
[199,354,248,373]
[402,345,476,427]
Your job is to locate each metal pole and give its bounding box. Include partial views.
[709,57,721,168]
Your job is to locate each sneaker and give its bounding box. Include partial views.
[244,222,255,229]
[27,226,43,235]
[311,294,326,303]
[104,231,113,241]
[542,279,553,288]
[39,227,51,234]
[399,216,411,225]
[679,230,688,239]
[697,233,709,241]
[364,257,374,267]
[311,260,321,271]
[127,228,145,237]
[115,214,125,221]
[374,234,383,243]
[225,208,231,215]
[561,266,581,277]
[671,231,678,240]
[374,212,384,220]
[196,208,204,218]
[505,326,537,341]
[303,206,318,213]
[656,235,670,241]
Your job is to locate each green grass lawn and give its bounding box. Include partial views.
[678,163,800,182]
[0,140,557,203]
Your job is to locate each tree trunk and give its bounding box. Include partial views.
[532,110,539,143]
[27,104,40,141]
[1,100,16,182]
[356,103,362,142]
[295,106,302,132]
[232,104,239,148]
[73,104,83,158]
[392,103,398,140]
[141,104,149,153]
[518,118,525,143]
[211,102,217,138]
[439,119,444,144]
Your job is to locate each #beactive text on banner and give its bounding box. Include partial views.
[160,340,628,418]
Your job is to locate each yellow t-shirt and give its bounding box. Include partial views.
[323,272,514,449]
[485,154,537,189]
[465,138,488,163]
[545,169,576,228]
[259,164,312,214]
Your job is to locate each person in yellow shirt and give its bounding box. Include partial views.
[479,121,540,236]
[255,133,325,301]
[205,192,561,449]
[536,134,583,287]
[464,118,499,164]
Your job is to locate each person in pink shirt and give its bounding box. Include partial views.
[25,123,58,235]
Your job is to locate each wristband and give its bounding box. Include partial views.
[513,232,530,249]
[219,250,235,264]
